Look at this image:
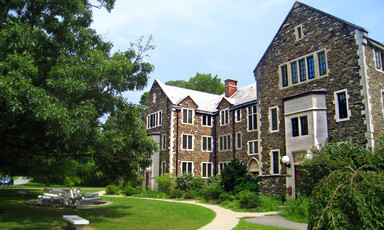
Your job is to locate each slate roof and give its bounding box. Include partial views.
[154,79,257,112]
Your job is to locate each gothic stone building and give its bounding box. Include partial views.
[143,1,384,196]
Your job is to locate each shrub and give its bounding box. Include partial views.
[259,194,283,212]
[105,184,120,195]
[123,185,138,196]
[190,177,206,191]
[221,159,257,194]
[218,192,235,202]
[176,173,193,191]
[308,167,384,229]
[184,190,197,199]
[135,190,167,198]
[239,191,260,209]
[156,173,174,194]
[169,189,183,198]
[233,180,258,194]
[282,196,309,223]
[202,182,223,201]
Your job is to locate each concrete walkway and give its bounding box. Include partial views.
[245,215,308,230]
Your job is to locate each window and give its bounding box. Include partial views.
[280,50,328,88]
[334,89,351,122]
[161,161,166,175]
[153,93,157,103]
[248,140,258,154]
[271,151,280,175]
[318,52,327,76]
[236,132,242,149]
[182,161,193,174]
[220,109,229,126]
[219,162,229,173]
[202,114,212,126]
[161,134,166,150]
[147,111,162,129]
[202,162,213,178]
[247,105,257,131]
[291,62,298,84]
[219,134,231,151]
[182,109,193,124]
[281,65,288,87]
[375,50,384,71]
[291,116,308,137]
[295,25,304,40]
[270,107,278,132]
[382,90,384,116]
[202,136,212,152]
[182,134,193,150]
[235,109,241,122]
[307,56,315,79]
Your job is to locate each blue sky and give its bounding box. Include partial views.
[91,0,384,104]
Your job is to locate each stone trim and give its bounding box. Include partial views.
[269,106,280,133]
[333,89,352,122]
[269,149,281,175]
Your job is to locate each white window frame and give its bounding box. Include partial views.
[202,136,213,152]
[236,132,242,150]
[201,162,213,178]
[218,162,229,174]
[269,106,279,133]
[161,134,167,150]
[220,109,229,126]
[146,110,162,129]
[295,24,304,41]
[381,90,384,118]
[270,149,281,175]
[182,108,194,124]
[247,105,258,131]
[374,49,384,72]
[219,134,231,151]
[161,161,166,175]
[247,140,259,155]
[202,114,212,127]
[333,89,351,122]
[181,134,194,150]
[181,161,194,175]
[235,109,242,122]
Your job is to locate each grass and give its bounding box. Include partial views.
[233,218,294,230]
[0,189,215,230]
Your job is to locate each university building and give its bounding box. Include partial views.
[143,1,384,196]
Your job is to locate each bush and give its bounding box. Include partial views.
[202,182,223,201]
[190,177,206,191]
[233,180,258,194]
[156,173,174,194]
[259,194,283,212]
[169,189,183,198]
[105,184,120,195]
[184,190,197,199]
[308,167,384,229]
[176,173,193,191]
[239,191,260,209]
[135,190,167,198]
[221,159,257,194]
[123,185,138,196]
[282,196,309,223]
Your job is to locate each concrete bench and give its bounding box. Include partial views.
[63,215,89,230]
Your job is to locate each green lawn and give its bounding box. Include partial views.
[0,189,215,230]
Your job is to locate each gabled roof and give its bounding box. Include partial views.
[154,79,257,112]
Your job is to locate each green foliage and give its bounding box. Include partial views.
[308,167,384,229]
[218,191,233,202]
[190,177,206,191]
[299,141,384,196]
[259,195,283,212]
[135,190,168,199]
[184,190,197,199]
[169,189,184,199]
[282,196,309,223]
[165,73,225,95]
[106,184,120,195]
[156,173,175,194]
[123,184,139,196]
[176,173,194,191]
[202,182,223,202]
[221,158,257,194]
[239,191,260,209]
[140,91,149,106]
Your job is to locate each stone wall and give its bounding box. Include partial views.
[257,175,286,196]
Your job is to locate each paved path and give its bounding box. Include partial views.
[13,177,31,185]
[245,215,308,230]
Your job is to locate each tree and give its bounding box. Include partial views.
[0,0,156,183]
[165,73,225,95]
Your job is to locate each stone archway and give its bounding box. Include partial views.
[248,158,261,176]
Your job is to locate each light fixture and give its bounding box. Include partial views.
[305,153,313,160]
[282,155,291,168]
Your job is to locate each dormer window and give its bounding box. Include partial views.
[295,25,304,41]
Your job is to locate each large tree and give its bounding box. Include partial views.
[0,0,157,183]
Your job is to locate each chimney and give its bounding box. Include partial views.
[225,79,238,97]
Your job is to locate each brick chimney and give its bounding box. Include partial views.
[225,79,238,97]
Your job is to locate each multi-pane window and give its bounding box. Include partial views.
[291,116,308,137]
[219,135,231,151]
[248,105,257,131]
[280,50,328,87]
[307,56,315,79]
[161,161,166,175]
[291,62,298,84]
[202,162,213,178]
[202,114,212,126]
[248,140,258,154]
[235,109,241,122]
[182,109,193,124]
[220,109,229,126]
[270,107,278,132]
[182,161,193,174]
[271,151,280,175]
[375,50,384,71]
[337,92,348,119]
[236,132,242,149]
[219,162,229,173]
[202,136,212,152]
[182,134,193,150]
[147,111,162,129]
[161,134,166,150]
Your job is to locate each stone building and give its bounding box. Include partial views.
[143,1,384,196]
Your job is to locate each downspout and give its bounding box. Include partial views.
[175,109,179,176]
[232,109,236,159]
[213,114,217,175]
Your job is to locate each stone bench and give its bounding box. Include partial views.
[63,215,89,230]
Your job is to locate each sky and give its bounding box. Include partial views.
[91,0,384,104]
